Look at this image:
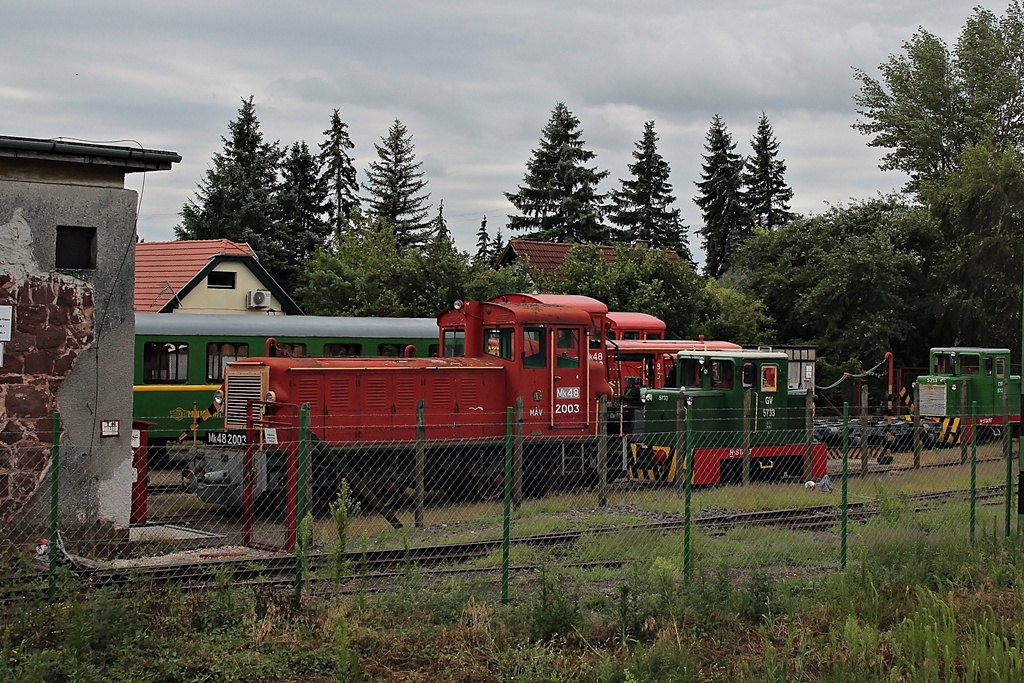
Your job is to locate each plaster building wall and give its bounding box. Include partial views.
[175,263,286,314]
[0,179,138,541]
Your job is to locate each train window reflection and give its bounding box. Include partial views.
[680,359,703,388]
[323,343,362,357]
[523,328,545,368]
[484,328,513,360]
[710,360,734,389]
[934,355,954,375]
[443,330,465,357]
[960,355,980,375]
[143,341,189,384]
[556,328,580,368]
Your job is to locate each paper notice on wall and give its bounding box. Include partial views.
[0,305,12,342]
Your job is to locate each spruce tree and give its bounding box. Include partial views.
[363,119,432,250]
[743,113,795,229]
[432,199,451,242]
[319,109,360,234]
[276,140,330,297]
[177,96,283,249]
[505,102,609,243]
[608,121,692,262]
[490,227,505,260]
[474,215,490,264]
[694,115,751,278]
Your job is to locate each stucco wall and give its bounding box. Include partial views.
[0,179,137,541]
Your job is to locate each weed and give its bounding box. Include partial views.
[530,567,580,642]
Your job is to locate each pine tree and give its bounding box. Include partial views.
[319,109,360,235]
[608,121,692,262]
[505,102,609,243]
[177,96,283,249]
[474,215,490,264]
[363,119,432,250]
[276,141,330,297]
[490,227,505,260]
[432,199,451,242]
[694,115,751,279]
[743,113,795,229]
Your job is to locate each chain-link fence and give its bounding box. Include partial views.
[5,396,1020,603]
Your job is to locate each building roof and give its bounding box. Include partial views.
[0,135,180,172]
[134,239,301,314]
[493,239,679,278]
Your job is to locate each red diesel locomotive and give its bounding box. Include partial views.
[187,298,614,506]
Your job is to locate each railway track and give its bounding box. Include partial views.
[81,484,1011,588]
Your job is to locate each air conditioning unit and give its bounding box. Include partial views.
[245,290,271,309]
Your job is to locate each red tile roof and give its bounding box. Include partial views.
[494,239,678,278]
[135,239,255,313]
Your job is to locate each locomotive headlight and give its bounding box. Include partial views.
[213,390,223,406]
[265,391,277,402]
[453,299,464,310]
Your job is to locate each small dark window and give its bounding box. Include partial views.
[378,343,401,357]
[443,330,465,357]
[207,271,236,289]
[56,226,97,270]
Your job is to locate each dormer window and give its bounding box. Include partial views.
[207,271,237,289]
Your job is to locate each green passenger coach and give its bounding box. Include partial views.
[134,313,439,459]
[626,350,826,485]
[917,347,1021,432]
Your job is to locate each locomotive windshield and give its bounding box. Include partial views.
[523,328,545,368]
[484,328,514,360]
[555,328,581,368]
[443,330,465,357]
[934,353,954,375]
[710,360,734,389]
[679,358,703,388]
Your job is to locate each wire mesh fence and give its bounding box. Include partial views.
[3,397,1020,602]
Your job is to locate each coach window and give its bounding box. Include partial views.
[143,341,189,384]
[960,354,980,375]
[484,328,513,360]
[207,342,249,382]
[443,330,465,357]
[275,343,306,357]
[523,328,545,368]
[623,331,640,341]
[378,344,401,357]
[323,343,361,357]
[556,328,580,368]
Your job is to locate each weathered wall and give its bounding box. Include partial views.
[0,179,137,541]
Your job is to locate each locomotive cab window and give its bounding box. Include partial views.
[680,359,703,388]
[960,354,980,375]
[985,357,994,376]
[523,328,545,368]
[143,341,189,384]
[710,360,734,389]
[443,330,465,357]
[997,357,1006,378]
[623,331,641,340]
[207,342,249,382]
[323,343,361,357]
[647,333,662,340]
[484,328,513,360]
[934,354,954,375]
[589,322,602,349]
[760,364,779,392]
[741,362,757,389]
[555,328,580,368]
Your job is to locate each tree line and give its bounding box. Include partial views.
[176,2,1024,385]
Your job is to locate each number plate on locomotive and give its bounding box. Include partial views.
[556,386,581,399]
[205,432,247,446]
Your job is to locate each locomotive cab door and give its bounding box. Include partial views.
[549,326,589,429]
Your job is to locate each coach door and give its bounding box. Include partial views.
[549,326,589,429]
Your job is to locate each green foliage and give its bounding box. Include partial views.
[332,612,360,682]
[529,568,580,641]
[363,118,433,250]
[319,108,360,234]
[699,277,774,343]
[328,479,360,582]
[506,102,611,244]
[694,114,751,278]
[608,121,692,261]
[276,140,330,296]
[552,243,708,337]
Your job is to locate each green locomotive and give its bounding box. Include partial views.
[134,313,439,459]
[626,349,826,485]
[916,347,1021,437]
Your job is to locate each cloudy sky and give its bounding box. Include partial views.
[4,1,1009,259]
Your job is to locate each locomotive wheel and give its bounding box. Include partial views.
[475,473,506,501]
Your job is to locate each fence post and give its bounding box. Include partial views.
[502,407,512,604]
[913,382,922,469]
[514,396,524,512]
[1004,380,1012,540]
[804,387,814,480]
[971,400,978,544]
[675,392,687,497]
[841,402,849,571]
[683,397,694,586]
[415,399,425,529]
[243,400,256,548]
[742,389,751,486]
[597,396,608,507]
[960,381,969,465]
[295,404,309,604]
[860,385,869,477]
[48,411,61,604]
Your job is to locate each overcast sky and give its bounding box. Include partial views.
[4,1,1009,260]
